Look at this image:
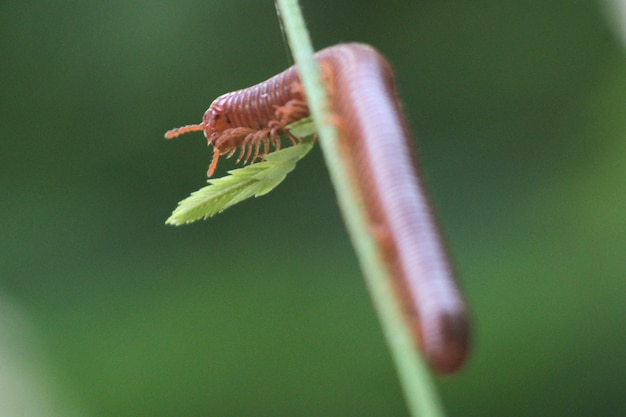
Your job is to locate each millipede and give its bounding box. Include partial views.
[166,43,470,373]
[165,61,309,177]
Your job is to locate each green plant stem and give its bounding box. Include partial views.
[274,1,447,416]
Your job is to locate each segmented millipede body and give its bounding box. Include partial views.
[165,64,309,176]
[166,43,470,373]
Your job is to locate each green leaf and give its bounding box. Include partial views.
[166,138,314,225]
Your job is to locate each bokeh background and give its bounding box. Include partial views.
[1,1,625,416]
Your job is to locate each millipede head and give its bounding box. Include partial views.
[202,105,231,133]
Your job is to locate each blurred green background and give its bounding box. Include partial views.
[1,0,625,416]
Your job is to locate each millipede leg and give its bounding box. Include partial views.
[207,148,221,177]
[252,141,261,162]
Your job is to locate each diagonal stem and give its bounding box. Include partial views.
[274,1,447,416]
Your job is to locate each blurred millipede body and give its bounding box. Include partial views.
[165,43,470,373]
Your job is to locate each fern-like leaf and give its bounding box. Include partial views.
[166,138,314,225]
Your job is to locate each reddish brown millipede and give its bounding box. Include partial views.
[166,43,469,373]
[165,62,308,176]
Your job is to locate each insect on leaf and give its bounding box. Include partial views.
[166,137,314,225]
